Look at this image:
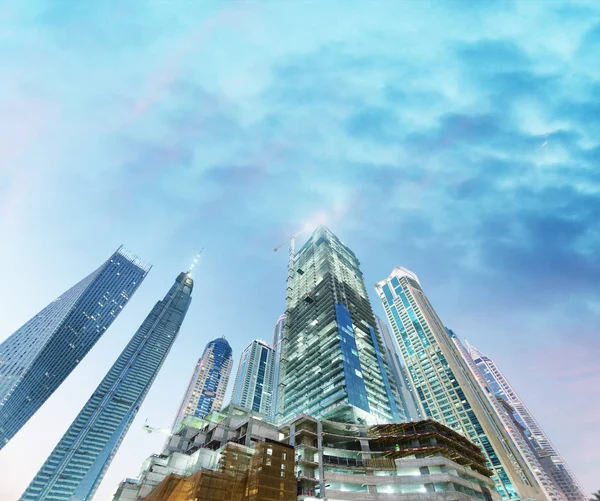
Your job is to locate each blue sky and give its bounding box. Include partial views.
[1,1,599,498]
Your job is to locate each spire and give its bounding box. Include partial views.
[187,248,204,276]
[465,339,487,362]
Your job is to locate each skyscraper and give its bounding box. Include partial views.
[231,339,275,416]
[270,314,285,422]
[277,226,401,425]
[466,342,588,501]
[171,337,232,431]
[447,331,565,501]
[21,271,194,501]
[375,266,544,500]
[0,246,150,449]
[374,315,421,421]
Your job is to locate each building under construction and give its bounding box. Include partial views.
[143,439,296,501]
[113,404,281,500]
[281,415,502,500]
[114,405,505,501]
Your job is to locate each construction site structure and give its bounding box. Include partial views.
[247,440,296,501]
[112,404,280,500]
[114,406,510,501]
[142,439,296,501]
[280,414,503,501]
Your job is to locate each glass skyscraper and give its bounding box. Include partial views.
[270,314,285,422]
[171,337,232,431]
[21,271,194,501]
[231,339,275,416]
[466,341,587,501]
[374,315,421,421]
[375,266,544,500]
[277,226,402,425]
[0,246,150,450]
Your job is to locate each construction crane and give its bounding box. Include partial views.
[142,418,172,437]
[273,230,305,254]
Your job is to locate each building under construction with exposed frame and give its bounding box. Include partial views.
[142,439,296,501]
[281,414,502,500]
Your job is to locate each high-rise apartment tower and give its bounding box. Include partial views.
[172,337,232,431]
[0,246,150,449]
[446,331,565,501]
[270,314,285,423]
[231,339,275,416]
[375,316,421,421]
[467,342,587,501]
[375,266,544,500]
[21,271,193,501]
[277,226,401,425]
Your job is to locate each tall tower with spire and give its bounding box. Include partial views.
[21,271,194,501]
[465,340,588,501]
[447,330,567,501]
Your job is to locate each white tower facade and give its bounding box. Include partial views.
[231,339,275,417]
[375,266,544,501]
[466,342,588,501]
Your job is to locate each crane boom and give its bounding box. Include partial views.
[273,230,305,252]
[142,419,172,437]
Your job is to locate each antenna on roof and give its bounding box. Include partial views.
[187,248,204,275]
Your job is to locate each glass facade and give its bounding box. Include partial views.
[172,337,232,431]
[277,226,402,425]
[375,267,544,501]
[374,316,421,421]
[270,314,285,422]
[21,271,193,501]
[0,246,150,449]
[467,342,588,501]
[231,339,275,416]
[335,303,370,413]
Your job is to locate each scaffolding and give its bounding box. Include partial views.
[246,440,296,501]
[368,419,493,477]
[141,440,296,501]
[219,442,254,501]
[142,474,189,501]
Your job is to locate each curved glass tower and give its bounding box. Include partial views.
[21,271,193,501]
[0,246,150,449]
[171,337,232,431]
